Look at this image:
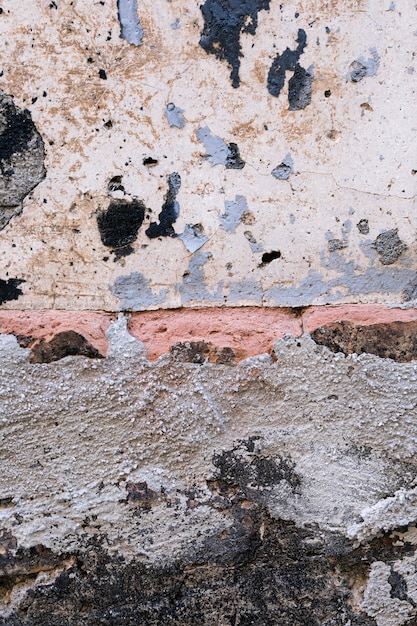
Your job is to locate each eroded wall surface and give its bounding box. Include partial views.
[0,0,417,624]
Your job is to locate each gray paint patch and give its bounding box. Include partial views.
[288,64,314,111]
[265,258,417,306]
[178,252,223,304]
[196,127,245,169]
[0,91,46,230]
[272,153,293,180]
[110,272,168,310]
[373,229,407,265]
[244,231,263,253]
[219,195,248,233]
[196,127,228,166]
[178,224,208,253]
[349,48,379,82]
[165,103,185,129]
[117,0,143,46]
[227,279,262,304]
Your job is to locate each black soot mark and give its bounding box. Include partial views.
[0,278,25,305]
[267,29,313,109]
[199,0,271,88]
[107,176,125,193]
[145,172,181,238]
[143,157,158,166]
[97,199,146,255]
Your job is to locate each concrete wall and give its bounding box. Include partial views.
[0,0,416,623]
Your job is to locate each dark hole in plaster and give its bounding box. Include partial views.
[107,176,125,193]
[143,157,158,166]
[199,0,271,88]
[97,198,146,251]
[98,69,107,80]
[0,278,25,305]
[260,250,281,265]
[29,331,103,364]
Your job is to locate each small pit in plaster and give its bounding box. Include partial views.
[373,229,406,265]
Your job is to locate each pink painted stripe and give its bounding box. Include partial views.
[128,307,303,361]
[0,306,416,361]
[302,305,417,334]
[0,311,114,355]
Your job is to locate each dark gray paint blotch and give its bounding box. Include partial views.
[146,173,181,239]
[199,0,271,88]
[97,199,146,254]
[373,229,406,265]
[357,219,369,235]
[0,91,46,230]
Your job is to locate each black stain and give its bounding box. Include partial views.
[107,175,125,193]
[388,568,411,603]
[357,219,369,235]
[267,29,307,97]
[145,172,181,238]
[97,199,146,253]
[225,142,245,169]
[267,29,313,109]
[199,0,271,88]
[98,69,107,80]
[0,278,24,305]
[143,156,158,166]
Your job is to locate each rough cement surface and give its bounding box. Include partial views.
[1,317,417,623]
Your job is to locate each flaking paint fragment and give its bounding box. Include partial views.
[272,153,293,180]
[196,127,245,169]
[219,195,249,233]
[179,252,223,304]
[165,103,185,129]
[117,0,143,46]
[350,48,379,82]
[178,224,208,253]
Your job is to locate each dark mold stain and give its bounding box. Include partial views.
[225,142,245,169]
[145,172,181,239]
[267,29,308,99]
[0,278,25,305]
[311,320,417,362]
[125,481,158,511]
[373,229,406,265]
[215,346,236,364]
[0,91,46,229]
[97,198,146,253]
[288,63,314,110]
[199,0,271,88]
[357,219,369,235]
[29,331,103,364]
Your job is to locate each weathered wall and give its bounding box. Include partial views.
[0,0,417,624]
